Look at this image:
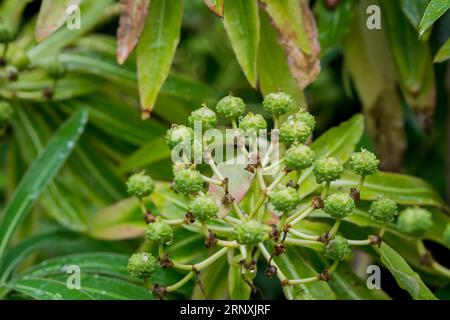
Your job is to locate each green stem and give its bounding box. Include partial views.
[194,247,228,270]
[166,271,195,292]
[288,276,319,285]
[286,206,314,226]
[266,168,286,192]
[321,181,331,198]
[329,219,341,236]
[288,228,319,241]
[357,175,366,192]
[201,174,222,186]
[347,238,372,246]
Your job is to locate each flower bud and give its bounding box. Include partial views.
[238,112,267,135]
[397,207,433,236]
[279,115,312,145]
[323,235,351,261]
[146,221,174,245]
[234,220,265,245]
[0,24,16,43]
[0,100,14,125]
[269,187,299,212]
[284,144,315,171]
[173,168,204,194]
[291,109,316,131]
[368,198,398,223]
[349,149,379,176]
[323,192,355,218]
[189,194,218,221]
[313,156,343,184]
[262,92,294,116]
[188,105,217,130]
[443,224,450,247]
[216,95,245,119]
[165,124,193,149]
[126,171,155,198]
[127,253,157,279]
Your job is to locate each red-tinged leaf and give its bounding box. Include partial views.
[261,0,321,90]
[204,0,224,17]
[116,0,150,65]
[35,0,82,43]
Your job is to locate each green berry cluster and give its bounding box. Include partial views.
[173,168,204,194]
[146,221,174,245]
[188,105,217,130]
[397,207,433,236]
[269,187,300,213]
[0,101,14,126]
[369,198,398,222]
[239,112,267,135]
[127,253,157,279]
[262,92,295,116]
[284,144,315,171]
[234,220,265,245]
[313,156,343,184]
[323,236,352,261]
[126,171,155,198]
[189,194,219,221]
[349,149,379,176]
[0,23,16,44]
[165,124,193,148]
[323,193,355,219]
[216,95,245,119]
[279,112,313,145]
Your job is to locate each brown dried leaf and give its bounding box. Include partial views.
[116,0,150,65]
[203,0,224,17]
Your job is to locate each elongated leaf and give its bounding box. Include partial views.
[117,0,150,65]
[315,0,354,56]
[400,0,429,29]
[228,252,251,299]
[192,255,228,299]
[35,0,82,43]
[336,171,447,209]
[0,108,88,262]
[223,0,260,88]
[419,0,450,37]
[137,0,183,118]
[297,114,364,198]
[120,137,171,173]
[258,11,305,107]
[261,0,320,89]
[204,0,224,17]
[375,243,437,300]
[434,38,450,63]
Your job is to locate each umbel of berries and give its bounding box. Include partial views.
[216,95,245,119]
[189,194,219,221]
[262,92,295,116]
[369,198,398,222]
[126,171,155,198]
[284,144,315,171]
[173,168,204,194]
[349,149,379,177]
[146,221,174,245]
[397,207,434,236]
[269,187,300,213]
[313,156,343,184]
[323,236,352,261]
[323,193,355,219]
[188,105,217,130]
[234,220,265,245]
[127,253,157,279]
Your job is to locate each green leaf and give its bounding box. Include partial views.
[35,0,83,43]
[315,0,354,56]
[116,0,150,65]
[119,137,171,173]
[192,255,228,299]
[419,0,450,37]
[261,0,320,89]
[223,0,260,88]
[298,114,364,198]
[375,242,437,300]
[258,10,305,107]
[28,0,115,62]
[204,0,224,17]
[400,0,429,29]
[336,171,447,209]
[0,0,33,29]
[0,108,88,263]
[137,0,183,118]
[434,38,450,63]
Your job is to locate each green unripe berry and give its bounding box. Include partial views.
[323,192,355,218]
[126,171,155,198]
[368,198,398,223]
[269,187,300,212]
[146,221,174,245]
[443,224,450,247]
[279,118,312,145]
[188,106,217,130]
[127,253,157,279]
[313,157,343,184]
[10,50,30,71]
[165,124,193,148]
[0,24,16,43]
[284,144,315,171]
[234,220,265,245]
[262,92,295,116]
[0,101,14,125]
[189,194,218,221]
[173,168,204,194]
[238,113,267,135]
[397,207,433,236]
[349,149,379,176]
[45,58,66,79]
[216,95,246,119]
[323,235,351,261]
[291,110,316,131]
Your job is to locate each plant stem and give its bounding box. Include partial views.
[201,174,222,186]
[347,238,372,246]
[194,247,228,270]
[266,168,286,192]
[329,219,341,236]
[232,202,246,220]
[322,181,331,198]
[284,237,323,247]
[357,175,366,192]
[166,271,195,292]
[286,206,314,226]
[217,239,239,248]
[288,228,319,241]
[288,276,319,285]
